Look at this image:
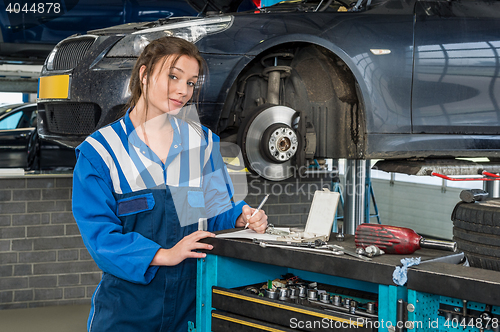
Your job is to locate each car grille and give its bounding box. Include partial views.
[45,103,101,135]
[53,37,95,71]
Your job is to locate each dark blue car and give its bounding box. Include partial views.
[0,0,196,64]
[37,0,500,181]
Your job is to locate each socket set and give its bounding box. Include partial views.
[241,275,378,318]
[211,274,378,331]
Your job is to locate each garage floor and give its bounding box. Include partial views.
[0,304,90,332]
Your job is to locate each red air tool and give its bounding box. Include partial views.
[355,223,457,254]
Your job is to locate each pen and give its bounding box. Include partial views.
[244,194,270,229]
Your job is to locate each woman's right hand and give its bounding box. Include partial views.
[150,231,215,266]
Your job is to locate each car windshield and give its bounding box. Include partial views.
[259,0,366,12]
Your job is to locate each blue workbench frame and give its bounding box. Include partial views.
[196,254,404,332]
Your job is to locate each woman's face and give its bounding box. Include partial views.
[141,54,199,117]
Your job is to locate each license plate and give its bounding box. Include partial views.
[38,75,70,99]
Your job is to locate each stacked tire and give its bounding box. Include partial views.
[452,200,500,271]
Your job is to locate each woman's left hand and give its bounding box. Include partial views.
[236,205,268,233]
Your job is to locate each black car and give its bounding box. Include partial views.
[0,103,75,170]
[37,0,500,181]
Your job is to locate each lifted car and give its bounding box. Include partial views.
[37,0,500,181]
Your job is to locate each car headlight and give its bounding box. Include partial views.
[45,47,57,70]
[107,16,233,57]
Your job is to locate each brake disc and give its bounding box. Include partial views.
[242,105,298,181]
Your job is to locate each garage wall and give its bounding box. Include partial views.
[371,178,472,240]
[0,175,101,309]
[0,172,330,309]
[325,178,460,241]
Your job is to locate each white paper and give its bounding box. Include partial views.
[216,227,291,241]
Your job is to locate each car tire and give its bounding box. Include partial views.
[452,200,500,271]
[26,130,41,170]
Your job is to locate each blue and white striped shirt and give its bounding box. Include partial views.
[72,109,245,284]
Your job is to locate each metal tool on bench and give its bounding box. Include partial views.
[459,189,489,203]
[254,239,344,255]
[264,244,345,255]
[320,244,372,261]
[254,239,372,260]
[355,223,457,254]
[253,238,325,248]
[356,245,385,257]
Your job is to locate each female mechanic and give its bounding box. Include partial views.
[72,36,268,332]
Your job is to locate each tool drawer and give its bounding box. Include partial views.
[211,310,297,332]
[210,277,378,332]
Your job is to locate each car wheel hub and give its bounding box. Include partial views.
[242,105,298,181]
[264,125,298,162]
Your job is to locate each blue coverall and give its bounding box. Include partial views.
[72,110,245,331]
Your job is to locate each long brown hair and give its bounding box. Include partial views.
[121,36,207,123]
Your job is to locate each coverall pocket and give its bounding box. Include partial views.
[187,190,205,208]
[115,192,156,239]
[169,186,207,228]
[116,193,155,216]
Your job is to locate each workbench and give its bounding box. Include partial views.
[195,230,500,332]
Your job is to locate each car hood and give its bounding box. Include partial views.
[186,0,247,13]
[88,0,245,35]
[87,0,375,35]
[87,17,205,35]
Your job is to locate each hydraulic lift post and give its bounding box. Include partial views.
[344,159,367,235]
